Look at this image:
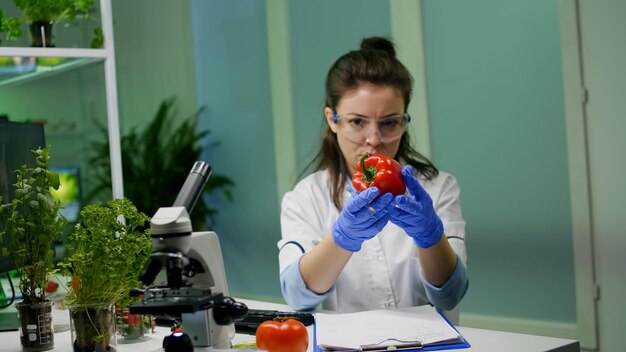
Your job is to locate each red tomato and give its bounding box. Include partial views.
[45,280,58,293]
[255,319,309,352]
[127,313,141,327]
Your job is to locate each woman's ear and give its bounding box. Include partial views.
[324,107,338,133]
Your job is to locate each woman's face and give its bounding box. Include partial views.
[325,84,405,175]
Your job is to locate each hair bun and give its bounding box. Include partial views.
[360,36,396,57]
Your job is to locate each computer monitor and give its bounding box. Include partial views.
[0,121,46,275]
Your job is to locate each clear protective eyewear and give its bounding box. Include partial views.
[332,110,411,144]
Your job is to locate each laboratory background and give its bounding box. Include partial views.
[0,1,623,352]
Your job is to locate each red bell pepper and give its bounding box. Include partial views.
[352,153,405,196]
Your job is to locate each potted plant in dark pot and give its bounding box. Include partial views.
[0,146,67,351]
[58,198,151,352]
[11,0,96,47]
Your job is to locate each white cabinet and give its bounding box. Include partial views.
[0,0,123,199]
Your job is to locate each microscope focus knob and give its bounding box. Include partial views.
[213,296,249,325]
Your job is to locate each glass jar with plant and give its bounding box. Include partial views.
[58,198,151,352]
[0,146,67,352]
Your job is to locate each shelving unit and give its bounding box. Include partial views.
[0,0,123,199]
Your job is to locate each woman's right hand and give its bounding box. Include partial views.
[390,165,444,249]
[331,187,394,252]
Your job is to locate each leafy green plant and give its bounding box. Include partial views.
[12,0,93,23]
[58,198,148,352]
[0,146,66,304]
[87,97,235,230]
[58,198,151,309]
[0,8,22,41]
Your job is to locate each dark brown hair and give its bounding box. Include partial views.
[306,36,438,210]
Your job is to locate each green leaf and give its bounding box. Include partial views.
[46,170,60,189]
[90,27,103,48]
[14,189,27,198]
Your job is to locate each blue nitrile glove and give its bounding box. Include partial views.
[390,165,444,248]
[332,187,395,252]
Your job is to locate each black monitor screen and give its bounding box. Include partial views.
[0,121,46,274]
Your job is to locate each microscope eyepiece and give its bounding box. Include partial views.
[173,161,212,215]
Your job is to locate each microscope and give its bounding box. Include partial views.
[130,161,247,349]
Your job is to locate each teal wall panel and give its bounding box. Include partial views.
[190,0,281,299]
[422,0,576,322]
[289,0,393,175]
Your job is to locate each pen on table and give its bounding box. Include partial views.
[360,339,423,351]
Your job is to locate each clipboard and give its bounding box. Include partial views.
[313,306,470,352]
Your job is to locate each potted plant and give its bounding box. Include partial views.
[10,0,99,47]
[86,96,235,230]
[58,198,151,352]
[0,146,67,351]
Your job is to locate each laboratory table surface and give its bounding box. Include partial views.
[0,298,580,352]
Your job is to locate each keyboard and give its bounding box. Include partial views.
[234,309,315,334]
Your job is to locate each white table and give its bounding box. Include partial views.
[0,298,579,352]
[457,326,579,352]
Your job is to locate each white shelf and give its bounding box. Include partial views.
[0,57,103,87]
[0,47,108,58]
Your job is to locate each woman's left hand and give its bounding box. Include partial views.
[390,165,444,248]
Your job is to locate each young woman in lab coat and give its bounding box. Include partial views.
[278,37,468,313]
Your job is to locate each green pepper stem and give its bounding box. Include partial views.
[360,153,377,183]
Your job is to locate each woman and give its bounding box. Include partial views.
[278,36,468,313]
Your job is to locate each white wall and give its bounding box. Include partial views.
[579,1,626,351]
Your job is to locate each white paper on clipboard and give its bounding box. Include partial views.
[315,305,465,351]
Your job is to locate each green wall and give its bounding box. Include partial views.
[111,0,197,134]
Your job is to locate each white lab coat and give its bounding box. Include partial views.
[278,169,467,313]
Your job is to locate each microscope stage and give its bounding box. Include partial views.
[130,291,223,315]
